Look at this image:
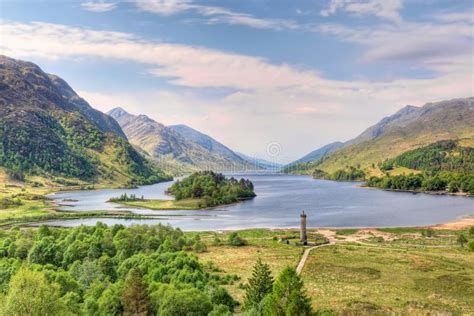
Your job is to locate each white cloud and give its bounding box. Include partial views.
[81,1,117,12]
[317,16,473,73]
[320,0,403,22]
[132,0,300,30]
[0,21,318,89]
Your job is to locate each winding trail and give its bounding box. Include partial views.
[296,230,337,275]
[296,244,332,275]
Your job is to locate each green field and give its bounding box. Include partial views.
[194,228,474,314]
[116,198,207,210]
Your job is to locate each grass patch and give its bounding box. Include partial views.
[387,167,421,176]
[301,243,474,314]
[336,229,359,236]
[115,198,207,210]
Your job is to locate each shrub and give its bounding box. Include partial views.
[228,232,247,246]
[467,240,474,252]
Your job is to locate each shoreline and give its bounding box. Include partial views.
[359,184,472,197]
[14,214,474,231]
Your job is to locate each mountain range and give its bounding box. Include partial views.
[0,55,169,186]
[108,108,257,172]
[288,97,474,174]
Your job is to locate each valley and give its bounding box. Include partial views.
[2,1,474,314]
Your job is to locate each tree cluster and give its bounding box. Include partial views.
[380,140,474,174]
[166,171,256,207]
[0,223,237,315]
[367,172,474,194]
[457,226,474,252]
[312,167,365,182]
[108,193,144,202]
[243,259,313,315]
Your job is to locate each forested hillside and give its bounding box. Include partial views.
[380,140,474,174]
[368,140,474,194]
[0,56,170,186]
[287,98,474,176]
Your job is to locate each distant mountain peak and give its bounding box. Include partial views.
[108,107,131,118]
[110,110,252,171]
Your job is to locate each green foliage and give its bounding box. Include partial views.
[467,240,474,252]
[421,229,435,238]
[121,268,151,315]
[167,171,256,207]
[312,167,365,181]
[367,172,474,194]
[0,110,96,180]
[469,226,474,237]
[0,109,170,185]
[108,193,144,202]
[262,266,313,316]
[370,141,474,194]
[243,258,274,312]
[457,234,468,248]
[228,232,247,246]
[0,197,22,209]
[3,268,64,315]
[0,223,236,314]
[158,287,214,316]
[381,140,474,173]
[328,167,365,181]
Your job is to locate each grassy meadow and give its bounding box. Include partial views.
[117,198,207,210]
[193,228,474,314]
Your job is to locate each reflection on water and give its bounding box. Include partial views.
[42,173,474,231]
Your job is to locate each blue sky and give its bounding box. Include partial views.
[1,0,473,162]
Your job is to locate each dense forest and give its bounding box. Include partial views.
[0,223,313,315]
[380,140,474,174]
[368,141,474,194]
[312,167,366,181]
[367,172,474,194]
[166,171,256,207]
[0,224,235,315]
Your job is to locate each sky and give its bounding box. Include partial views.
[0,0,473,163]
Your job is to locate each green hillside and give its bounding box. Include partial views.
[367,140,474,194]
[380,140,474,174]
[0,56,170,187]
[288,98,474,176]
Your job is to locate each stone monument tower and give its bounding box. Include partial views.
[300,211,307,245]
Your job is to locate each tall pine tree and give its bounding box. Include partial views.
[243,258,274,311]
[263,266,312,316]
[121,268,151,316]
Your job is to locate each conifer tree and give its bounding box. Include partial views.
[457,234,468,248]
[121,268,151,316]
[263,266,312,316]
[243,258,274,311]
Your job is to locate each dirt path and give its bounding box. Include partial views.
[296,230,337,275]
[296,243,333,275]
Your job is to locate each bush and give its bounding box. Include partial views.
[228,232,247,246]
[467,240,474,252]
[469,226,474,238]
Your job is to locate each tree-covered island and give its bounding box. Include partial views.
[109,171,256,210]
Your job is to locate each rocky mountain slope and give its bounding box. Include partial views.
[289,97,474,174]
[0,55,169,186]
[286,142,344,167]
[108,108,251,172]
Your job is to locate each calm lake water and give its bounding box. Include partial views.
[42,173,474,231]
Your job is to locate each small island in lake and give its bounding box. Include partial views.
[109,171,256,210]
